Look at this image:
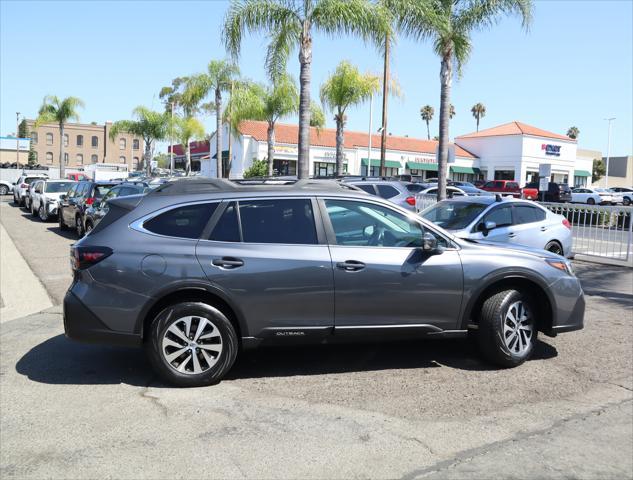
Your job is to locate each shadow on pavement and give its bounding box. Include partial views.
[15,334,557,387]
[574,262,633,309]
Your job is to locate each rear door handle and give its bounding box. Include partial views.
[336,260,366,272]
[540,226,547,231]
[508,233,517,239]
[212,257,244,269]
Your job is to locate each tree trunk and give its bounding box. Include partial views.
[185,142,191,176]
[380,33,390,178]
[297,22,312,180]
[226,83,233,178]
[144,140,152,176]
[215,88,222,179]
[437,53,452,201]
[335,113,345,177]
[59,123,65,178]
[476,116,480,132]
[426,120,430,140]
[267,122,275,177]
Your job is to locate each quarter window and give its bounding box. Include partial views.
[144,203,217,239]
[238,199,317,245]
[324,199,432,248]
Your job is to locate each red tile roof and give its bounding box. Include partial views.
[457,121,574,142]
[237,120,477,158]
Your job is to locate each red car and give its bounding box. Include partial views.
[480,180,538,200]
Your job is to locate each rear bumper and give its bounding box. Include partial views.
[64,290,141,347]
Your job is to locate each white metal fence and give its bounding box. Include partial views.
[415,195,633,264]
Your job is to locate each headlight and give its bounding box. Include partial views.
[546,259,574,276]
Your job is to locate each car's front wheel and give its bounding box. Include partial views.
[624,197,631,206]
[39,204,49,222]
[476,289,537,368]
[58,211,68,231]
[545,240,563,256]
[0,185,8,196]
[145,302,239,387]
[587,197,595,205]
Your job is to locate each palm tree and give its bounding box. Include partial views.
[471,102,486,131]
[420,105,434,139]
[225,75,300,176]
[35,95,84,178]
[567,126,579,140]
[171,116,206,175]
[224,0,387,179]
[320,61,380,176]
[390,0,533,200]
[109,107,169,175]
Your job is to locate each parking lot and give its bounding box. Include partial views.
[1,195,632,479]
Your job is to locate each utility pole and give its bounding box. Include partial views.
[367,93,373,177]
[379,33,390,178]
[15,112,20,170]
[604,117,615,188]
[170,101,174,175]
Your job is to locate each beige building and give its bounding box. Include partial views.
[25,120,144,171]
[592,155,633,188]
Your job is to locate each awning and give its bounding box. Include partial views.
[361,158,401,169]
[406,162,437,171]
[450,166,481,174]
[211,150,229,160]
[574,170,591,177]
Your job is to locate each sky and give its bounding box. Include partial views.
[1,0,632,155]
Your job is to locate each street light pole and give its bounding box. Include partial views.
[604,117,615,188]
[170,102,174,175]
[15,112,20,170]
[367,93,373,177]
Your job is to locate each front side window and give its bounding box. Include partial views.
[46,133,53,145]
[324,199,432,248]
[45,182,74,193]
[483,205,513,227]
[239,199,317,245]
[144,203,217,239]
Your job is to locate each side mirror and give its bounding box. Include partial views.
[422,232,441,254]
[59,194,67,201]
[484,220,497,231]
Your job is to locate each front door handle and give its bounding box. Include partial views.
[336,260,366,272]
[540,226,547,232]
[508,232,517,239]
[212,257,244,269]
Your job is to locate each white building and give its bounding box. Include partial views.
[170,120,598,187]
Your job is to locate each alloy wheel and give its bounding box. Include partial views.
[503,301,534,355]
[161,316,223,375]
[39,205,47,221]
[76,217,83,237]
[546,242,563,256]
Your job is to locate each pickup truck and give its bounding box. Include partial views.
[480,180,538,200]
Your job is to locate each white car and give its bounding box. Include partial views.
[571,187,611,205]
[421,196,573,257]
[12,174,48,206]
[609,187,633,206]
[29,179,76,221]
[0,180,13,196]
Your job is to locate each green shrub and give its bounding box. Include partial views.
[243,159,269,178]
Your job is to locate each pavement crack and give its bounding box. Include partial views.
[138,377,169,416]
[399,398,633,480]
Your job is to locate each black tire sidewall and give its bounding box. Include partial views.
[145,302,239,387]
[545,241,562,256]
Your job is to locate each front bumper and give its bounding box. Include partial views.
[544,276,585,337]
[64,290,141,347]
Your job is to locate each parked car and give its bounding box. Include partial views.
[64,178,584,387]
[67,173,90,182]
[83,183,147,234]
[608,187,633,206]
[472,179,486,188]
[342,179,417,211]
[571,187,606,205]
[446,181,493,196]
[29,179,76,221]
[524,182,572,203]
[595,188,622,205]
[418,186,467,198]
[480,180,523,198]
[420,196,572,257]
[58,180,120,237]
[0,180,13,196]
[12,174,48,206]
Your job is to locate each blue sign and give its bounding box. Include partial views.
[541,144,561,157]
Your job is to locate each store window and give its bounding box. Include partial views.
[494,170,515,180]
[46,133,53,145]
[272,159,296,176]
[314,162,347,177]
[525,171,539,184]
[361,166,399,177]
[574,176,588,188]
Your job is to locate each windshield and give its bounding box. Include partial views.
[45,182,74,193]
[422,201,488,230]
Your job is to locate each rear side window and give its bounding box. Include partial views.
[239,199,317,244]
[210,202,240,242]
[514,205,545,224]
[376,184,400,199]
[356,184,376,195]
[144,203,217,239]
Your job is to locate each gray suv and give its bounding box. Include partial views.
[342,179,417,211]
[64,179,585,387]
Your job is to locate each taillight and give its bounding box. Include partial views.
[562,218,571,230]
[71,246,112,271]
[405,196,416,206]
[85,197,95,205]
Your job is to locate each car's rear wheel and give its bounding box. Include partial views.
[0,185,8,196]
[39,204,49,222]
[624,197,631,206]
[84,220,93,234]
[75,216,84,238]
[587,198,595,205]
[145,302,238,387]
[58,212,68,231]
[545,240,563,256]
[30,201,37,217]
[476,289,537,368]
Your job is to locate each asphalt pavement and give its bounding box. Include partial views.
[1,196,632,479]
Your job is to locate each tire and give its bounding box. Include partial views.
[145,302,239,387]
[587,198,595,205]
[0,185,8,196]
[84,220,93,235]
[30,201,37,217]
[58,211,68,231]
[545,240,563,256]
[624,197,631,206]
[75,216,84,238]
[39,204,49,222]
[476,289,538,368]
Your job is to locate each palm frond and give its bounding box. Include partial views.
[265,22,300,82]
[312,0,388,48]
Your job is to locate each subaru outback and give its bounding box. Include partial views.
[64,178,585,387]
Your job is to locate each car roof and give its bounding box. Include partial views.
[436,195,537,206]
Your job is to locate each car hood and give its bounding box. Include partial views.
[456,237,564,260]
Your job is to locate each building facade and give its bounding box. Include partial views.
[25,120,144,171]
[170,120,608,188]
[592,155,633,188]
[0,137,29,166]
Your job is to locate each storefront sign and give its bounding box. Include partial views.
[541,144,561,157]
[412,156,436,164]
[321,151,347,161]
[275,145,298,154]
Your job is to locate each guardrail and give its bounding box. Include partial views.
[415,195,633,264]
